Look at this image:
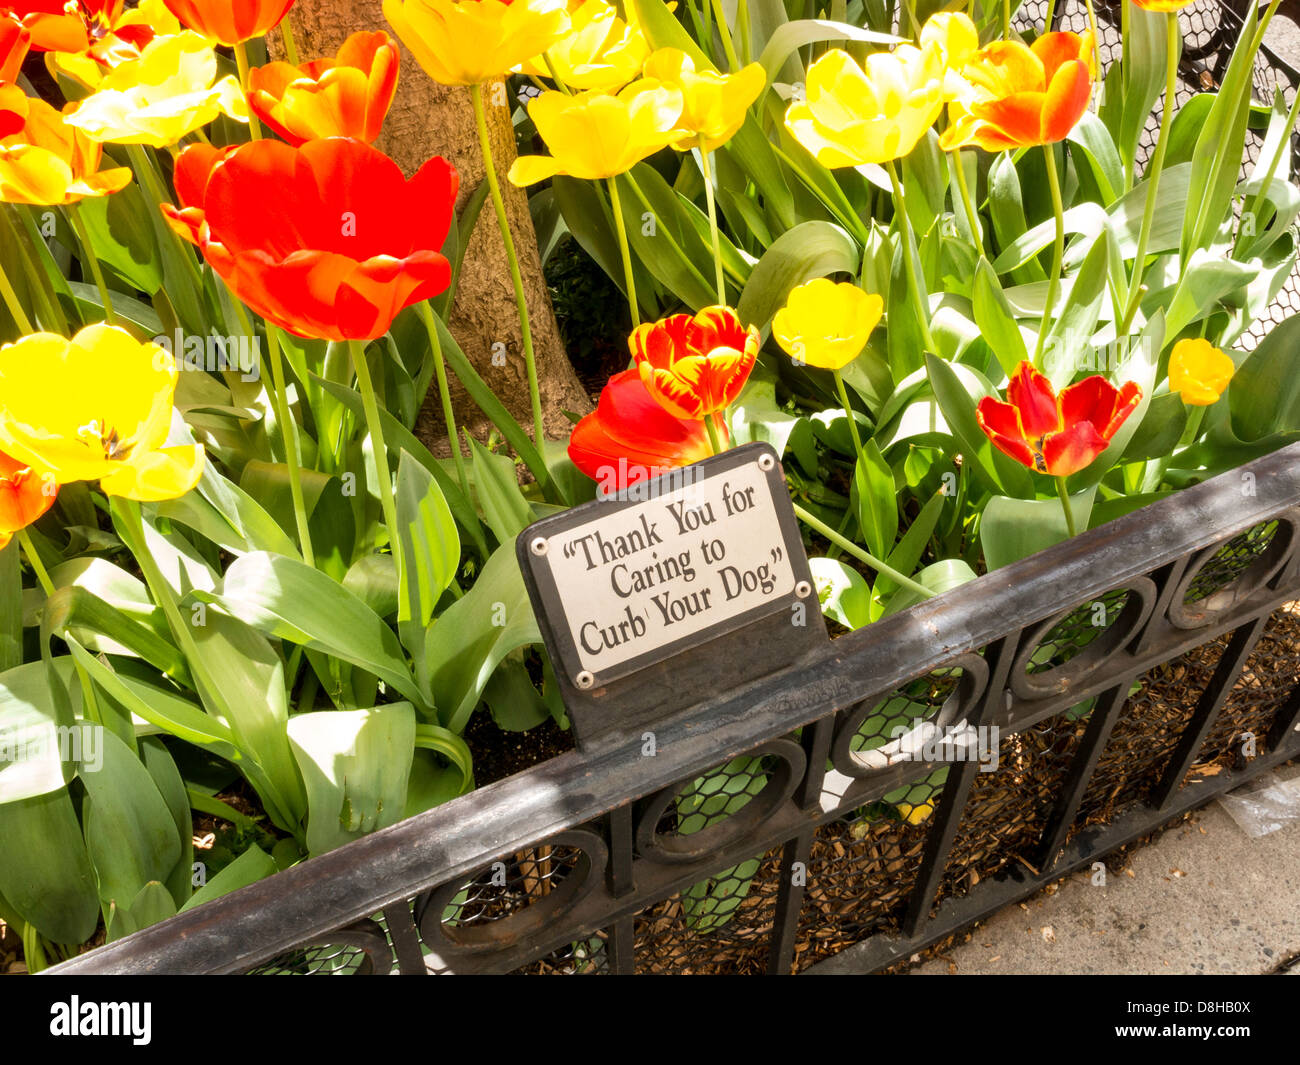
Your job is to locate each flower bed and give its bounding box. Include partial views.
[2,0,1300,975]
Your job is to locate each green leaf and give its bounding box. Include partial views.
[287,703,416,857]
[872,491,946,619]
[180,843,278,912]
[481,652,550,732]
[0,660,75,802]
[972,258,1029,377]
[0,542,19,673]
[1067,113,1124,204]
[808,557,871,630]
[852,440,897,559]
[1228,313,1300,440]
[0,786,99,943]
[758,19,899,82]
[980,488,1098,571]
[205,551,426,710]
[882,559,976,616]
[1120,391,1187,461]
[65,640,237,756]
[106,881,177,943]
[1043,233,1109,389]
[139,737,193,910]
[74,181,163,293]
[467,436,533,546]
[395,451,460,628]
[1181,1,1259,260]
[737,221,859,331]
[425,544,541,733]
[80,729,182,918]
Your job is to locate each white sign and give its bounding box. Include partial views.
[523,447,807,687]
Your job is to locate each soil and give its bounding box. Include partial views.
[463,713,575,788]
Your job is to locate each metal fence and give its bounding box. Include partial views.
[43,0,1300,977]
[51,440,1300,975]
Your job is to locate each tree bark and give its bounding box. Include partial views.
[273,4,592,449]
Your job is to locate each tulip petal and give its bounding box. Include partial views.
[1007,362,1060,439]
[99,444,205,502]
[1041,420,1109,477]
[976,396,1037,469]
[1040,59,1091,144]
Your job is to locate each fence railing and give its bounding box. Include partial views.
[49,440,1300,975]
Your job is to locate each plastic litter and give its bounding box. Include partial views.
[1216,771,1300,838]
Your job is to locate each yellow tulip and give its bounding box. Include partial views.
[918,11,978,100]
[772,278,883,371]
[517,0,649,92]
[64,32,248,148]
[0,325,204,501]
[896,799,935,825]
[642,47,766,151]
[0,97,131,205]
[508,79,684,185]
[385,0,570,87]
[1168,338,1235,406]
[784,45,944,167]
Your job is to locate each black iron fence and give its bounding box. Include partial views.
[49,441,1300,975]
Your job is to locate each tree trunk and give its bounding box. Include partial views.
[273,4,592,449]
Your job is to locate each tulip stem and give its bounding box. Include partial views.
[792,503,936,601]
[264,321,316,567]
[606,176,640,328]
[416,300,471,502]
[885,160,937,356]
[832,368,866,469]
[0,243,33,334]
[950,150,982,254]
[704,413,724,456]
[1003,0,1010,37]
[1034,145,1065,367]
[698,145,727,304]
[233,40,264,141]
[1119,13,1179,336]
[279,14,300,67]
[66,204,115,325]
[1055,477,1078,538]
[17,530,54,598]
[350,339,402,560]
[471,82,547,450]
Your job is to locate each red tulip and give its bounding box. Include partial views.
[631,305,759,420]
[569,369,726,495]
[248,31,399,146]
[976,361,1141,478]
[161,0,295,45]
[163,137,457,341]
[0,13,29,81]
[0,448,56,549]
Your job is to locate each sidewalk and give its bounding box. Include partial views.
[903,766,1300,975]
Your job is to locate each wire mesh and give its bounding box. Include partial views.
[1025,588,1130,674]
[440,845,585,927]
[630,843,786,974]
[938,710,1089,898]
[789,777,946,971]
[244,941,374,976]
[1184,520,1280,605]
[1071,640,1229,827]
[1188,600,1300,772]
